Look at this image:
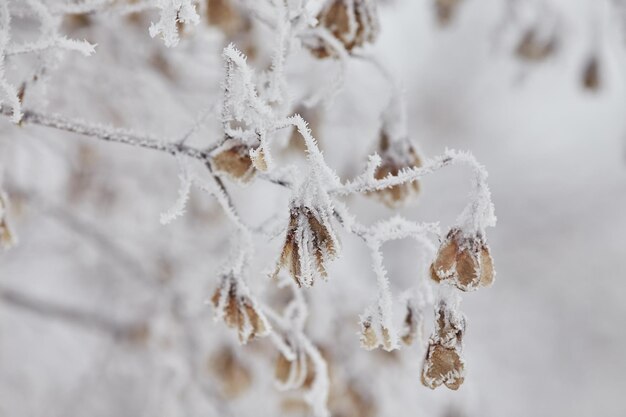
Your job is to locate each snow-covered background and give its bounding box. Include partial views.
[1,0,625,416]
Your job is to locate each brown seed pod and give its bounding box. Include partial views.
[433,302,465,347]
[359,316,394,351]
[209,346,252,398]
[400,301,423,346]
[211,275,270,343]
[370,134,422,208]
[421,302,466,390]
[434,0,462,27]
[421,343,465,390]
[308,0,379,58]
[0,193,15,249]
[582,56,601,91]
[274,205,340,287]
[430,228,495,291]
[515,29,558,62]
[212,142,256,182]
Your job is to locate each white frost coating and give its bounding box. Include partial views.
[336,148,497,237]
[149,0,200,47]
[0,0,97,123]
[160,173,192,225]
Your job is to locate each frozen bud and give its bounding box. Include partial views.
[209,346,252,398]
[359,316,394,351]
[582,56,601,91]
[515,29,558,62]
[430,228,495,291]
[213,142,256,182]
[211,274,270,343]
[308,0,379,59]
[371,134,422,208]
[434,0,462,27]
[273,205,340,288]
[0,192,15,249]
[421,343,465,390]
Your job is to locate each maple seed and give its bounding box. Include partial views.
[430,228,495,291]
[308,0,379,59]
[211,275,270,344]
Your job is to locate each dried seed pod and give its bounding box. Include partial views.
[209,346,252,398]
[0,192,15,249]
[400,301,423,346]
[275,346,314,390]
[249,146,268,172]
[360,317,378,350]
[421,302,466,390]
[371,134,422,208]
[435,0,462,27]
[430,228,495,291]
[308,0,379,58]
[211,274,270,343]
[359,316,394,351]
[421,343,465,390]
[213,142,256,182]
[582,56,601,91]
[433,302,465,347]
[274,205,340,288]
[515,29,557,62]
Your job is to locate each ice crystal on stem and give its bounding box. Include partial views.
[149,0,200,47]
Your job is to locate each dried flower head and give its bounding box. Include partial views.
[430,228,495,291]
[434,0,462,26]
[421,302,466,390]
[0,192,15,249]
[515,29,558,62]
[274,205,340,288]
[211,274,270,343]
[308,0,379,58]
[371,134,422,208]
[212,141,257,182]
[209,346,252,398]
[582,56,600,91]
